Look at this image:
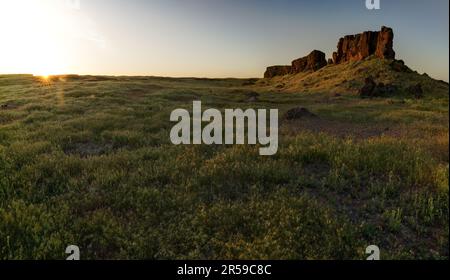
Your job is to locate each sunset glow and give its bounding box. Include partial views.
[0,0,448,80]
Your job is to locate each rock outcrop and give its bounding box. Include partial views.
[246,92,260,102]
[407,83,424,99]
[284,107,317,120]
[264,50,327,78]
[291,50,327,73]
[359,76,398,98]
[333,26,395,64]
[390,60,412,73]
[359,77,377,97]
[264,26,396,78]
[264,65,292,78]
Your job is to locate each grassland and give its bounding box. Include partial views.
[0,58,448,259]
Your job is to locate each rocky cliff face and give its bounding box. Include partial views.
[332,26,395,64]
[291,50,327,73]
[264,50,327,78]
[264,65,292,79]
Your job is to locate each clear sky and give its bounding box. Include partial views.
[0,0,448,80]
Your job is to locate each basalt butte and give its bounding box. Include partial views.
[264,26,396,78]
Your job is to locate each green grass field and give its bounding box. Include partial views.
[0,59,448,259]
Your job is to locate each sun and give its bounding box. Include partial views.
[33,73,52,85]
[33,68,53,79]
[35,74,50,80]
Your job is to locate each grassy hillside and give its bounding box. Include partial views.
[258,57,449,98]
[0,71,448,259]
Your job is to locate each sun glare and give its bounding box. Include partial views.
[0,0,72,76]
[36,74,50,80]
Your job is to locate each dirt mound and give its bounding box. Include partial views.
[284,107,318,120]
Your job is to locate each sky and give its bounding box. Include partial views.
[0,0,448,80]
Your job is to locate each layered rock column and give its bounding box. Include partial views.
[333,26,395,64]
